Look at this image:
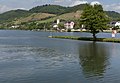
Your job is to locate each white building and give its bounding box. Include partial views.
[11,25,19,28]
[53,19,60,28]
[64,21,75,29]
[115,21,120,28]
[53,24,58,28]
[109,21,120,28]
[57,19,60,24]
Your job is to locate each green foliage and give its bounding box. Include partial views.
[105,11,120,20]
[51,36,120,43]
[74,19,81,29]
[29,5,68,15]
[80,4,110,39]
[20,22,53,30]
[0,9,31,23]
[0,4,119,30]
[67,29,71,32]
[29,4,88,15]
[68,4,87,12]
[58,23,64,29]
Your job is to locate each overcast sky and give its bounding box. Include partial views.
[0,0,120,13]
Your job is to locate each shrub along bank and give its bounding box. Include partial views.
[49,36,120,43]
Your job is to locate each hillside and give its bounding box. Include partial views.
[14,13,56,24]
[29,5,68,15]
[67,4,87,12]
[0,4,86,24]
[0,4,120,24]
[29,4,87,15]
[105,11,120,20]
[0,9,31,23]
[38,11,82,23]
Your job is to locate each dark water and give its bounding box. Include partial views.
[0,30,120,83]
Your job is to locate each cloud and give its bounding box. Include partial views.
[54,0,65,3]
[104,3,120,13]
[90,1,101,6]
[0,4,28,13]
[70,0,88,7]
[0,5,12,13]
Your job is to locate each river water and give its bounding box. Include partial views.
[0,30,120,83]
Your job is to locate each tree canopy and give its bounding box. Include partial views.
[80,4,110,39]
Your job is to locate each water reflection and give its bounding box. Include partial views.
[79,42,110,78]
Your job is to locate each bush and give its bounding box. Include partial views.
[51,36,120,43]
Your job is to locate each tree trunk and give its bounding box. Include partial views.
[93,33,96,41]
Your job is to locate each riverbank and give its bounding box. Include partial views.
[49,36,120,43]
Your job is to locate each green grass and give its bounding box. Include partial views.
[15,13,56,24]
[49,36,120,43]
[38,11,82,23]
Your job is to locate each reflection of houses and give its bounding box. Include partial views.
[64,21,75,29]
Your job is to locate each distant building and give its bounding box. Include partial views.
[53,24,58,28]
[64,21,75,29]
[115,21,120,28]
[109,21,116,27]
[109,21,120,28]
[57,19,60,24]
[53,19,75,31]
[11,25,19,28]
[53,19,60,28]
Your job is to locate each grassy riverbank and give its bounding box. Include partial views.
[49,36,120,43]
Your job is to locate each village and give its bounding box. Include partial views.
[52,19,120,32]
[9,19,120,33]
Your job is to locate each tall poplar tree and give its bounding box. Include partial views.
[80,4,110,40]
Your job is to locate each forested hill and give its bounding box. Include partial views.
[0,4,120,23]
[0,4,87,23]
[0,9,31,23]
[29,5,68,14]
[29,4,87,14]
[105,11,120,20]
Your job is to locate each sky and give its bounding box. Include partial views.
[0,0,120,13]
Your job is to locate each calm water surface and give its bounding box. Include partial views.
[0,30,120,83]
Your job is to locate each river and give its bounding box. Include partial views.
[0,30,120,83]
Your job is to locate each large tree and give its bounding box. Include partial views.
[80,4,110,40]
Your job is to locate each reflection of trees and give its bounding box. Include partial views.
[79,42,110,78]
